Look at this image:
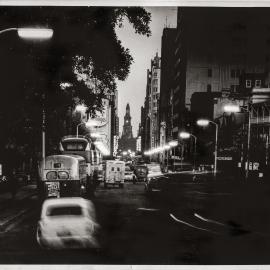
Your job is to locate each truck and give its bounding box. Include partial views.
[103,160,125,188]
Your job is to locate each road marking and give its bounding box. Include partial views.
[3,208,34,232]
[137,207,160,212]
[194,213,227,226]
[192,191,231,196]
[169,213,218,234]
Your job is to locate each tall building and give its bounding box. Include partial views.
[160,27,177,145]
[118,103,136,152]
[141,53,161,153]
[172,7,270,137]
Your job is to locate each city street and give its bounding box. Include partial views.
[0,174,270,264]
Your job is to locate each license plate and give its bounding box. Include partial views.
[47,182,60,197]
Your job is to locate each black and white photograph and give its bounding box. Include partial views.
[1,0,270,267]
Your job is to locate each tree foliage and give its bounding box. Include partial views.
[0,6,151,166]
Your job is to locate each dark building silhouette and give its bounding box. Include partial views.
[118,103,136,152]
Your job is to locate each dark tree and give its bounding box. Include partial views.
[0,6,151,168]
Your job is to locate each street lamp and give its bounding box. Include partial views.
[0,27,53,162]
[76,120,99,137]
[179,132,197,170]
[169,141,178,171]
[164,144,171,170]
[0,27,53,39]
[223,103,251,179]
[197,119,219,176]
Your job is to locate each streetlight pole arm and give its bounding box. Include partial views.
[0,28,17,35]
[76,122,85,137]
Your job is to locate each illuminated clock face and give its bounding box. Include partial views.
[126,120,129,123]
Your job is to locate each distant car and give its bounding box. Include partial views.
[124,167,136,183]
[36,197,100,249]
[145,164,164,193]
[134,165,147,182]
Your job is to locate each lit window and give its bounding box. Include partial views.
[246,80,252,88]
[255,80,261,88]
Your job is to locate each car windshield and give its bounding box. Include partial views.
[46,205,83,217]
[136,167,147,172]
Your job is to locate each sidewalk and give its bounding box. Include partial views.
[0,183,37,204]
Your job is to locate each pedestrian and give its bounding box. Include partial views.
[9,169,18,200]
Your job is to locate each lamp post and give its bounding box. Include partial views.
[76,120,100,137]
[169,140,178,171]
[224,103,250,179]
[179,132,197,171]
[164,144,171,172]
[0,27,53,162]
[197,119,219,176]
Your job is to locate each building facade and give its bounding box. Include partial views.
[141,53,161,153]
[172,7,270,136]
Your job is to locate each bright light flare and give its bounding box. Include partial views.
[85,120,99,128]
[75,104,87,113]
[164,145,171,150]
[197,119,210,126]
[94,141,110,156]
[17,28,53,39]
[169,141,178,147]
[223,104,240,113]
[179,132,191,139]
[90,133,102,138]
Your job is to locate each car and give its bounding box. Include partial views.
[134,165,147,182]
[124,167,136,183]
[36,197,100,249]
[145,163,164,193]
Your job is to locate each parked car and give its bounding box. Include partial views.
[124,167,137,183]
[36,197,100,249]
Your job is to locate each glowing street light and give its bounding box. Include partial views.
[17,28,53,40]
[179,132,197,170]
[0,27,54,163]
[223,104,241,113]
[223,103,251,179]
[179,132,191,139]
[169,141,178,147]
[168,141,178,171]
[0,27,53,40]
[197,119,219,176]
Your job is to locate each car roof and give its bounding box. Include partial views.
[42,197,92,209]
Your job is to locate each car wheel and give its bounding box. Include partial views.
[36,226,45,248]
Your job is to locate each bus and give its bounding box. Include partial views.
[59,135,103,178]
[38,154,88,199]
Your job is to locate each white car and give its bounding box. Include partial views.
[36,197,100,249]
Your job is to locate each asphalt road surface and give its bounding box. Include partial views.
[0,174,270,264]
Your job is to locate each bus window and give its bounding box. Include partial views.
[61,141,87,151]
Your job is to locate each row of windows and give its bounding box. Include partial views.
[246,79,261,88]
[204,80,262,92]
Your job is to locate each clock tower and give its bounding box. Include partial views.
[122,103,133,139]
[118,103,136,152]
